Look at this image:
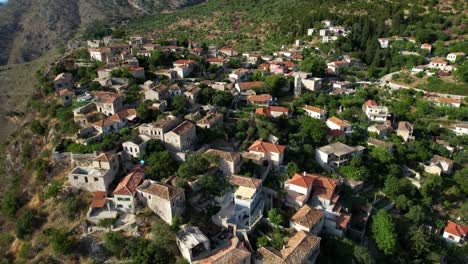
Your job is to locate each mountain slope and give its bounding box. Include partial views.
[0,0,204,65]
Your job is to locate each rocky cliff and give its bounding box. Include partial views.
[0,0,203,65]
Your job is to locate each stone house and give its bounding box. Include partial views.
[58,88,75,107]
[247,94,273,106]
[396,121,415,142]
[362,100,390,122]
[92,91,124,116]
[54,72,74,90]
[137,115,181,141]
[255,106,290,118]
[204,149,241,176]
[112,165,145,213]
[257,231,321,264]
[137,180,185,224]
[176,225,210,263]
[122,135,151,158]
[196,113,224,129]
[164,120,197,152]
[68,152,119,192]
[193,237,251,264]
[184,86,202,105]
[424,155,454,175]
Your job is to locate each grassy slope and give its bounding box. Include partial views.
[0,49,61,141]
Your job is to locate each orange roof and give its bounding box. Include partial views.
[91,191,107,208]
[430,59,447,64]
[364,100,378,107]
[113,166,145,196]
[255,106,289,116]
[444,221,468,237]
[173,59,195,65]
[428,97,462,104]
[328,116,351,127]
[206,58,226,63]
[247,94,272,103]
[58,88,75,96]
[303,105,325,114]
[337,214,351,230]
[288,173,315,189]
[248,141,286,154]
[238,81,264,90]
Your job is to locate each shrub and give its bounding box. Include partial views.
[16,209,37,240]
[63,196,83,220]
[44,228,73,254]
[99,218,117,228]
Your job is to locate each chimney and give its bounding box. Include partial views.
[303,171,306,176]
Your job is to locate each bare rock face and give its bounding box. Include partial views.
[0,0,204,65]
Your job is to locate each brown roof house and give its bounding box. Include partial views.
[112,165,145,213]
[164,120,197,152]
[86,191,118,225]
[204,149,241,176]
[291,205,324,235]
[68,152,120,192]
[257,230,321,264]
[136,180,185,224]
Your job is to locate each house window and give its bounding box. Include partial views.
[85,177,88,183]
[73,176,78,180]
[94,177,98,182]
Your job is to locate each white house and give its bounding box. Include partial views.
[294,72,322,92]
[443,220,468,244]
[122,135,151,158]
[397,121,415,142]
[112,165,145,213]
[326,116,353,135]
[315,142,365,170]
[303,106,327,120]
[428,59,448,70]
[453,123,468,135]
[137,180,185,224]
[363,100,390,122]
[446,52,465,63]
[176,225,210,263]
[247,141,286,166]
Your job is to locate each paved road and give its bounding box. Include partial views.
[379,71,466,99]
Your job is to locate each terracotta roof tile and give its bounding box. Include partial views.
[113,166,145,196]
[248,141,286,154]
[444,220,468,237]
[291,205,324,229]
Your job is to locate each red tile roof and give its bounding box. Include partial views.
[248,141,286,154]
[303,105,325,114]
[444,221,468,237]
[113,166,145,196]
[173,59,195,65]
[206,58,226,63]
[238,81,264,90]
[91,191,107,208]
[288,173,315,189]
[337,214,351,230]
[328,116,351,127]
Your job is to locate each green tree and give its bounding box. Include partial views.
[409,227,430,257]
[212,91,233,107]
[286,162,299,178]
[454,168,468,194]
[453,62,468,83]
[353,245,375,264]
[383,176,400,199]
[256,236,269,248]
[371,210,397,255]
[44,228,73,254]
[147,151,177,180]
[171,95,190,115]
[104,231,127,257]
[268,208,285,227]
[299,55,327,77]
[405,205,426,225]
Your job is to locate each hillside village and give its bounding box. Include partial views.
[1,11,467,264]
